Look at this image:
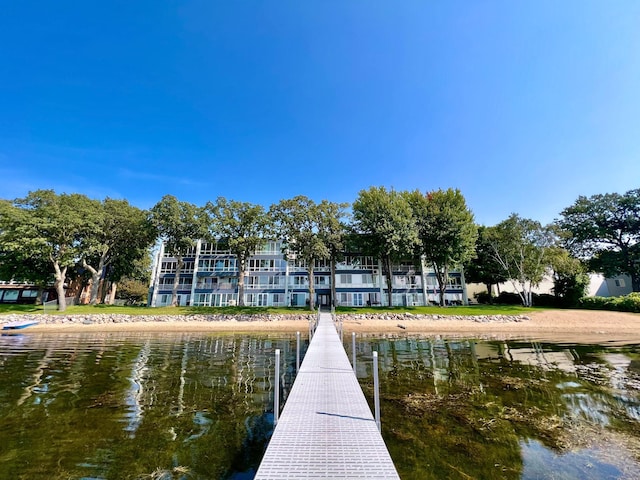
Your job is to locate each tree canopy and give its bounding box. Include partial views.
[351,187,418,307]
[0,190,99,311]
[269,196,346,310]
[406,188,477,306]
[558,189,640,292]
[485,214,555,307]
[207,197,271,307]
[149,195,210,306]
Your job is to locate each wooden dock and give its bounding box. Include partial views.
[255,312,400,479]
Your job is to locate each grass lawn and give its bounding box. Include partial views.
[0,303,541,316]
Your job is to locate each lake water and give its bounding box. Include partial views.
[1,332,640,479]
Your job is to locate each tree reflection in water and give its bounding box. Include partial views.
[0,332,304,480]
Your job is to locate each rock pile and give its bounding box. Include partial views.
[1,312,528,326]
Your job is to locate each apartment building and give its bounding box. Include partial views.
[148,240,468,308]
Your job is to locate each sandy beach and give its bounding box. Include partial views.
[13,309,640,344]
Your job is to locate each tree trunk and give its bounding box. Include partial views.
[434,263,448,307]
[384,256,393,307]
[330,255,337,308]
[171,255,184,307]
[485,283,493,304]
[107,282,117,304]
[82,259,102,305]
[35,286,44,305]
[307,263,315,311]
[237,254,246,306]
[53,261,67,312]
[631,271,640,293]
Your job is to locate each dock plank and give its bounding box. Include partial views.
[255,312,399,479]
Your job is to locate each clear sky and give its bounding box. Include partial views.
[1,1,639,226]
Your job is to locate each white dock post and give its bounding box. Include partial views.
[274,349,280,426]
[373,351,381,432]
[352,332,356,373]
[296,331,300,372]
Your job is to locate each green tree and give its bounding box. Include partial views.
[485,214,555,307]
[0,190,97,311]
[351,187,418,307]
[0,200,53,302]
[558,189,640,292]
[316,200,349,308]
[269,196,340,310]
[206,197,271,307]
[406,188,477,306]
[547,247,589,307]
[464,226,509,303]
[149,195,210,307]
[80,198,156,304]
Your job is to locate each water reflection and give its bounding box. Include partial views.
[0,332,303,479]
[353,336,640,480]
[3,333,640,479]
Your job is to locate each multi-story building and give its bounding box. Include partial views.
[148,240,468,308]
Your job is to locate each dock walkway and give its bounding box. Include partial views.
[255,312,400,479]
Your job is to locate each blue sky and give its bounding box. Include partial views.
[1,1,639,226]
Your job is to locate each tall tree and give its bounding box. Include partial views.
[463,225,509,303]
[316,200,349,308]
[406,188,477,306]
[269,196,336,311]
[80,198,156,304]
[0,190,97,311]
[149,195,210,307]
[547,246,589,307]
[206,198,271,307]
[558,189,640,292]
[0,200,52,303]
[351,187,418,307]
[485,214,555,307]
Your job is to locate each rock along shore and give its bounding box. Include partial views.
[0,312,529,326]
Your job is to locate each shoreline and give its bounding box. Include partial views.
[2,309,640,344]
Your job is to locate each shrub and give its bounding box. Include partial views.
[579,293,640,313]
[496,292,523,305]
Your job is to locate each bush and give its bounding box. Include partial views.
[496,292,523,305]
[474,291,493,304]
[579,293,640,313]
[533,293,562,308]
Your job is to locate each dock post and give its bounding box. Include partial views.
[352,332,356,373]
[296,331,300,372]
[373,351,381,431]
[274,349,280,426]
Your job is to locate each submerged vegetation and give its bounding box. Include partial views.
[358,338,640,479]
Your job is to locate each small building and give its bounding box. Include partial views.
[148,240,469,308]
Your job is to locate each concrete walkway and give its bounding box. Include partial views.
[255,312,400,479]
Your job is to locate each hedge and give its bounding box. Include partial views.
[579,293,640,313]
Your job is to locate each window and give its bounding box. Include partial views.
[314,259,330,270]
[315,276,330,285]
[255,241,281,255]
[361,274,377,285]
[353,293,364,306]
[292,276,308,286]
[340,274,352,285]
[615,278,626,288]
[1,290,19,302]
[160,261,177,273]
[159,277,192,290]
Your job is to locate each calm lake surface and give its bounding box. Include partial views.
[1,332,640,479]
